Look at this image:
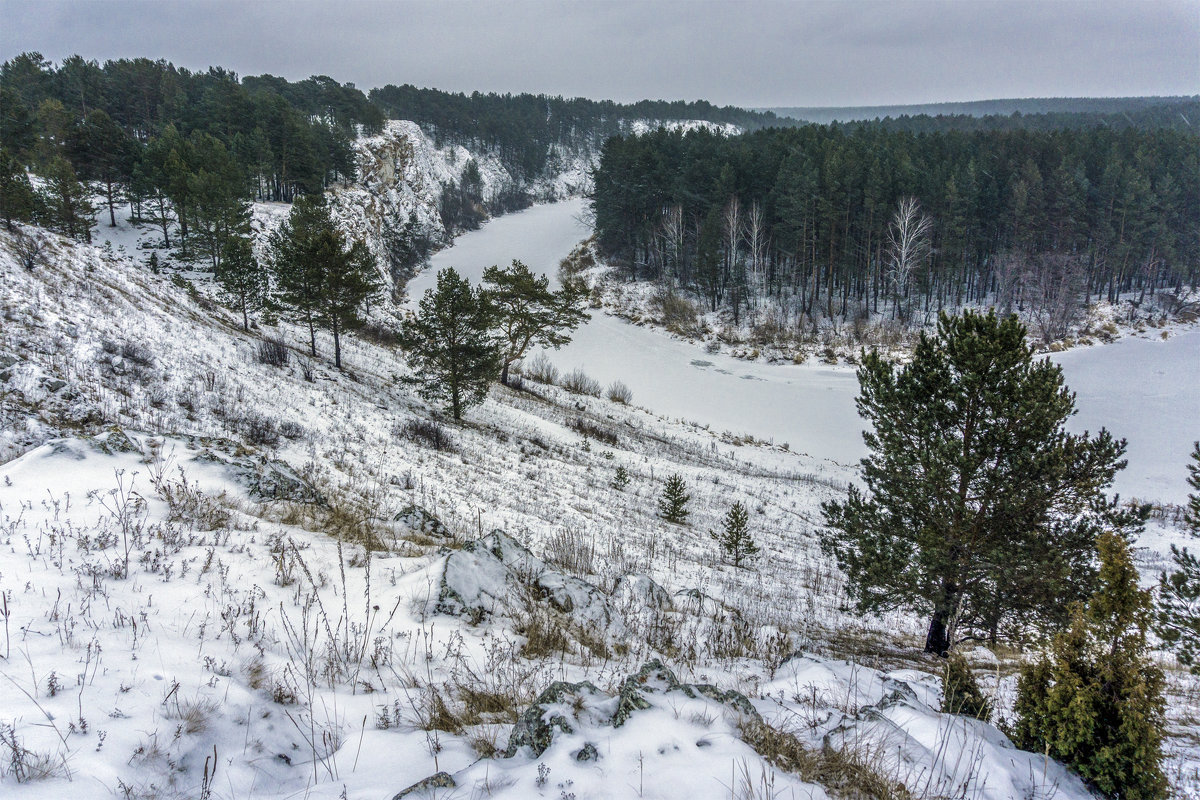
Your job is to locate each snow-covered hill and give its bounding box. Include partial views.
[0,218,1142,800]
[0,117,1196,797]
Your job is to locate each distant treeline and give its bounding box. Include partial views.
[591,123,1199,332]
[770,95,1198,126]
[837,100,1200,136]
[368,83,785,180]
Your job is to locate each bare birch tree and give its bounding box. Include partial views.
[886,197,933,322]
[745,199,769,317]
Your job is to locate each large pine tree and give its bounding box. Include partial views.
[481,259,589,385]
[821,310,1136,655]
[269,194,379,367]
[399,267,499,421]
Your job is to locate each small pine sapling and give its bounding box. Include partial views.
[713,501,759,568]
[612,466,630,491]
[658,474,690,524]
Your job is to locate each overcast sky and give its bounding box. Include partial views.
[1,0,1196,107]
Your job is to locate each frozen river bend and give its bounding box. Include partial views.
[412,197,1200,506]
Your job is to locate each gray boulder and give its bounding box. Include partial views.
[392,771,455,799]
[394,504,451,539]
[504,680,604,757]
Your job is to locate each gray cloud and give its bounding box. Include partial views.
[1,0,1196,106]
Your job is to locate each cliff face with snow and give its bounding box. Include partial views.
[253,118,740,300]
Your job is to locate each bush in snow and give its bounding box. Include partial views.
[257,335,290,367]
[561,368,600,397]
[397,418,454,452]
[940,652,991,720]
[606,380,632,404]
[524,352,559,385]
[1012,532,1167,800]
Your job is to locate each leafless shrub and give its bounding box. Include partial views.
[569,417,618,446]
[233,412,280,447]
[561,368,601,397]
[607,380,632,404]
[11,230,47,271]
[397,418,454,452]
[277,420,306,440]
[524,352,559,385]
[257,336,290,367]
[357,321,400,347]
[120,341,155,367]
[654,290,699,334]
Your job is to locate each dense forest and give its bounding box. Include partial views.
[1,52,383,202]
[0,52,385,267]
[591,121,1199,339]
[369,83,785,180]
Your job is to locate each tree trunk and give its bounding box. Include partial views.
[501,359,511,386]
[332,320,342,369]
[925,609,951,657]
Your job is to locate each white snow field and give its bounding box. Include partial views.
[0,126,1196,798]
[1054,328,1200,505]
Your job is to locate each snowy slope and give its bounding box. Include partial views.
[0,206,1141,799]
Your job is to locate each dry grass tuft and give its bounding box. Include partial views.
[740,718,912,800]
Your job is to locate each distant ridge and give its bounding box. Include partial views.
[764,96,1197,124]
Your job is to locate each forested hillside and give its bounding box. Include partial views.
[591,122,1199,340]
[369,84,780,179]
[1,53,382,207]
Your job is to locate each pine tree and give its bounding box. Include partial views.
[270,194,332,357]
[214,234,267,331]
[1156,441,1200,673]
[188,133,250,269]
[612,466,630,491]
[0,147,37,230]
[399,267,499,421]
[38,156,95,242]
[482,259,589,385]
[821,311,1135,656]
[321,237,381,369]
[713,500,758,567]
[69,109,137,228]
[269,194,379,367]
[658,474,690,524]
[1013,532,1167,800]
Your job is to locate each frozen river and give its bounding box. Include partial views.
[412,198,1200,505]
